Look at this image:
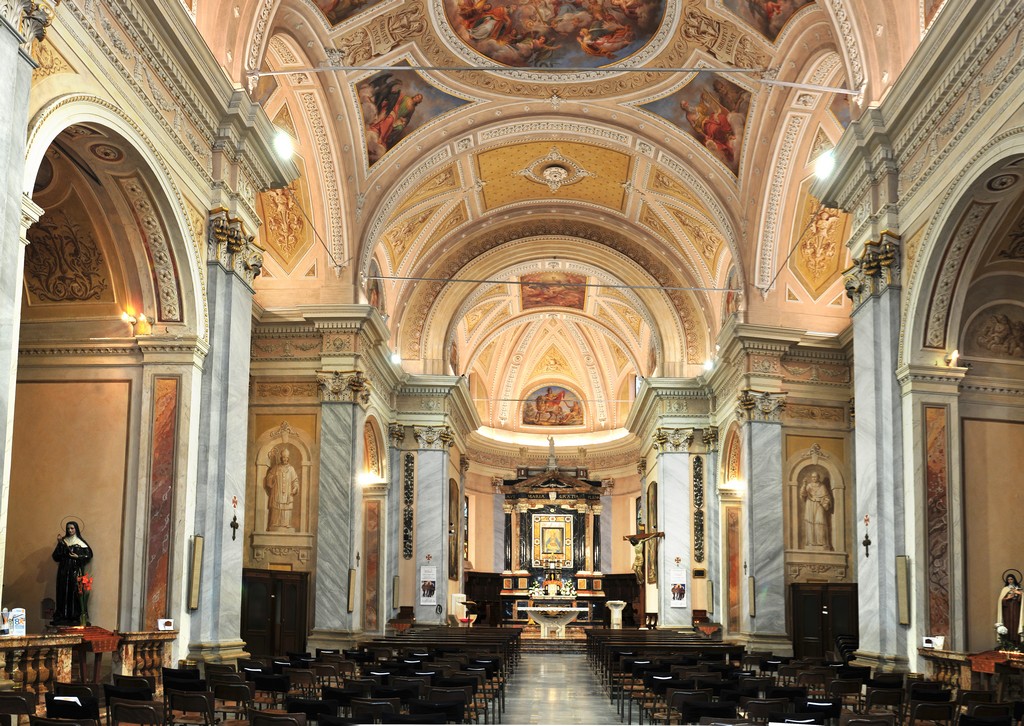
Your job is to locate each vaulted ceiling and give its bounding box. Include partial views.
[197,0,931,443]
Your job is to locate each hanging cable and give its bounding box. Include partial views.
[368,274,734,293]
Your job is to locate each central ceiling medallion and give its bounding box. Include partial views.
[443,0,667,68]
[516,147,594,192]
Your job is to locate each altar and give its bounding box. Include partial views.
[519,605,589,638]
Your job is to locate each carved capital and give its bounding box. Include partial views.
[702,427,719,451]
[317,369,371,404]
[3,0,59,49]
[653,427,694,452]
[413,426,453,450]
[208,210,263,286]
[846,232,901,310]
[736,390,787,422]
[388,422,405,446]
[636,459,647,477]
[460,455,470,474]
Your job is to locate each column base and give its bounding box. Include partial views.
[741,632,794,657]
[852,650,910,673]
[308,628,361,652]
[185,639,249,664]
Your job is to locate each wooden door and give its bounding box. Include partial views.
[242,569,308,658]
[791,583,857,659]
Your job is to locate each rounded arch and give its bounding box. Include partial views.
[24,94,207,340]
[362,415,386,482]
[900,129,1024,368]
[722,423,742,486]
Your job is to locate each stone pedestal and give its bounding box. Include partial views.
[607,600,626,629]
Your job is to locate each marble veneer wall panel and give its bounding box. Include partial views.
[364,499,381,632]
[145,377,178,625]
[415,450,447,623]
[659,453,691,626]
[386,445,401,616]
[600,494,612,573]
[745,421,785,634]
[923,405,951,637]
[315,403,362,631]
[852,291,905,659]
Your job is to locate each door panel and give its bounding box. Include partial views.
[791,583,858,659]
[242,569,308,658]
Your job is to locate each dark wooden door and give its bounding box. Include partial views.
[242,569,308,658]
[791,583,858,659]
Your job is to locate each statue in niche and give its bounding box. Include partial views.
[799,467,833,551]
[265,445,300,531]
[996,570,1024,644]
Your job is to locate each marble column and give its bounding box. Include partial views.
[310,371,369,643]
[848,244,909,671]
[413,426,452,624]
[502,504,513,572]
[385,424,404,622]
[187,212,263,663]
[592,507,602,573]
[702,428,720,619]
[738,391,790,654]
[0,1,55,609]
[654,428,693,627]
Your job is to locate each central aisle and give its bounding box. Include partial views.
[503,650,621,725]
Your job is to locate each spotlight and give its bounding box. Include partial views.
[273,130,294,160]
[815,150,836,180]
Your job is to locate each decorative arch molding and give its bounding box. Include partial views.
[397,224,708,367]
[358,118,745,283]
[753,49,846,294]
[447,257,659,349]
[363,415,386,482]
[24,94,207,340]
[463,311,645,386]
[722,424,742,486]
[900,130,1024,367]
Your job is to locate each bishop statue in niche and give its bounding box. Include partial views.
[265,445,300,531]
[799,465,833,551]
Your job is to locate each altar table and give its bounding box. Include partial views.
[519,606,589,638]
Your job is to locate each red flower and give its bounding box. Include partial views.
[76,574,93,594]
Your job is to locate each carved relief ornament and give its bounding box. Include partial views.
[653,427,694,452]
[843,233,900,309]
[208,210,263,287]
[3,0,59,49]
[388,423,406,446]
[736,390,787,422]
[317,369,371,404]
[413,426,454,450]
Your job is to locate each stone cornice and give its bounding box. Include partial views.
[895,363,967,396]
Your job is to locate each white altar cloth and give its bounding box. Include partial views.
[519,606,589,638]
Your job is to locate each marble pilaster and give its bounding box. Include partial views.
[852,282,908,669]
[0,0,48,605]
[311,398,364,640]
[497,498,509,572]
[739,394,788,652]
[897,364,967,666]
[702,430,721,618]
[187,213,260,663]
[414,435,450,624]
[658,451,691,627]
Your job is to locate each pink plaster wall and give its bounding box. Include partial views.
[6,381,129,633]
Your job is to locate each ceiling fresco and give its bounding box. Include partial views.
[442,0,666,67]
[250,0,873,441]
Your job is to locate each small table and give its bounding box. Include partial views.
[55,626,119,682]
[519,606,589,638]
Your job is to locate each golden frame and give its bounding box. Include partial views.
[188,535,203,611]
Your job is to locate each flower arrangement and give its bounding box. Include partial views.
[76,573,93,626]
[529,578,576,598]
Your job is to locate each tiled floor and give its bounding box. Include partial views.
[503,650,621,725]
